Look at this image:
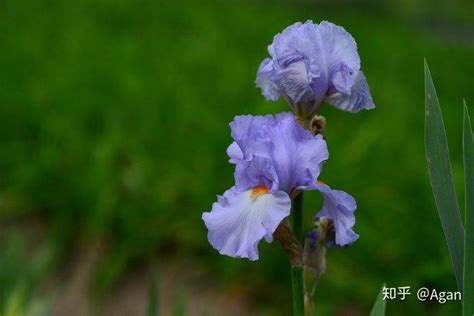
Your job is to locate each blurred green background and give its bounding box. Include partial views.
[0,0,473,315]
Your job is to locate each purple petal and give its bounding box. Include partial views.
[234,156,279,193]
[202,187,291,261]
[274,59,314,103]
[256,58,280,101]
[264,113,328,192]
[329,63,355,95]
[315,182,359,246]
[325,71,375,113]
[229,113,328,194]
[256,20,374,115]
[228,114,273,162]
[226,142,243,164]
[316,21,360,81]
[269,21,318,62]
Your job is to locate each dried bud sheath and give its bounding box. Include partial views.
[274,220,303,266]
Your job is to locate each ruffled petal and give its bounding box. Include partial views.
[229,114,273,161]
[325,71,375,113]
[256,20,375,115]
[229,113,328,194]
[234,156,279,193]
[315,182,358,246]
[316,21,360,77]
[256,58,280,101]
[202,187,291,261]
[264,113,328,192]
[274,59,314,103]
[329,63,356,95]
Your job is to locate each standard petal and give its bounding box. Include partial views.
[325,71,375,113]
[316,21,360,77]
[229,113,329,194]
[234,155,279,193]
[229,114,273,161]
[264,113,328,192]
[256,58,280,101]
[315,182,359,246]
[202,187,291,261]
[274,59,315,103]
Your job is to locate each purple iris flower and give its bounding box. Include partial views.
[202,113,358,261]
[256,20,375,117]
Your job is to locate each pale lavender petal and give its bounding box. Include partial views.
[316,21,360,79]
[329,63,355,95]
[229,114,273,162]
[226,142,243,164]
[256,58,280,101]
[229,113,328,194]
[270,21,317,61]
[264,113,328,192]
[274,59,314,103]
[202,187,291,261]
[234,156,279,193]
[256,20,375,115]
[325,71,375,113]
[315,182,359,246]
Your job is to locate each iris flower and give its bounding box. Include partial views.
[256,20,375,117]
[202,113,358,261]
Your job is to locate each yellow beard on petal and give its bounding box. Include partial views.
[250,186,270,199]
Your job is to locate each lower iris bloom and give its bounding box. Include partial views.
[202,113,358,261]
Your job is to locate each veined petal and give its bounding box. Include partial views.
[229,114,273,161]
[256,58,280,101]
[202,187,291,261]
[256,20,375,115]
[325,71,375,113]
[234,155,279,193]
[317,21,360,77]
[330,63,356,95]
[315,182,358,246]
[274,59,314,103]
[265,113,328,192]
[228,113,328,194]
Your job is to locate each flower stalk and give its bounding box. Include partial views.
[292,193,304,316]
[292,192,304,243]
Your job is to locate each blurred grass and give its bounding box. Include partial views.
[0,0,473,315]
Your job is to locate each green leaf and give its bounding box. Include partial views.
[369,285,386,316]
[424,60,465,292]
[463,101,474,316]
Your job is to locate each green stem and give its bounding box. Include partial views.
[291,192,304,316]
[292,193,303,243]
[291,265,304,316]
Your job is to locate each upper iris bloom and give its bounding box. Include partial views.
[202,113,358,261]
[256,20,375,117]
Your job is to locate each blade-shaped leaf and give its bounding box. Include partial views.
[369,285,386,316]
[424,60,464,292]
[463,101,474,316]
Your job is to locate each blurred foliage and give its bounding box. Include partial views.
[0,0,473,315]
